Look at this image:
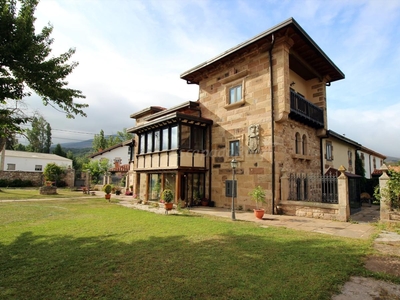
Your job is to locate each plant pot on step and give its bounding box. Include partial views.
[253,209,265,219]
[164,202,173,210]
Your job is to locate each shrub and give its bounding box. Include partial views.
[374,170,400,210]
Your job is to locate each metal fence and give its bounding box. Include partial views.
[288,173,338,203]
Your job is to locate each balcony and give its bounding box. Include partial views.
[289,90,324,128]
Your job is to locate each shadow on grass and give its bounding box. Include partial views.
[0,228,368,300]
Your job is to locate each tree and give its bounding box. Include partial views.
[92,128,134,153]
[0,0,87,151]
[83,159,111,184]
[355,152,367,192]
[53,143,66,157]
[92,129,107,152]
[43,162,65,185]
[25,115,51,153]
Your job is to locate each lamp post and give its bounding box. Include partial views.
[231,158,238,220]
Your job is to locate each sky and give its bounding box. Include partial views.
[18,0,400,158]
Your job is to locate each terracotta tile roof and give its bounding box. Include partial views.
[372,165,400,176]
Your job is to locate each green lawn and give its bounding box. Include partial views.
[0,187,93,200]
[0,198,374,299]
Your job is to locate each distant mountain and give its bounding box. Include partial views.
[385,156,400,165]
[55,139,93,149]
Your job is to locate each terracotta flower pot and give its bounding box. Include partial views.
[254,209,265,219]
[105,194,111,201]
[164,203,173,210]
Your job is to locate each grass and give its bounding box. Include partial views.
[0,187,95,200]
[0,197,377,300]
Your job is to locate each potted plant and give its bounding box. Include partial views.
[103,184,112,201]
[249,186,266,219]
[161,189,174,210]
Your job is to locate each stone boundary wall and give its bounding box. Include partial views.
[0,169,75,187]
[279,201,339,220]
[0,171,43,186]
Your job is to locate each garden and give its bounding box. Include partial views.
[1,190,396,299]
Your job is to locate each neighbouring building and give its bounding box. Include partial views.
[359,146,386,179]
[89,140,134,186]
[128,18,347,213]
[0,150,74,187]
[322,130,361,175]
[2,150,72,172]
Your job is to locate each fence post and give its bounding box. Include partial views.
[280,168,289,202]
[379,164,390,221]
[337,165,350,221]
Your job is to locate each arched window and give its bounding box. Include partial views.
[295,132,301,154]
[302,134,307,155]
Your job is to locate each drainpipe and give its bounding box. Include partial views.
[208,125,212,201]
[269,34,276,214]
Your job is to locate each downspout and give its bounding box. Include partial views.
[269,34,276,214]
[208,125,212,201]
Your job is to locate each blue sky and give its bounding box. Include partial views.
[21,0,400,157]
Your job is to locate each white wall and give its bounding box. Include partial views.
[4,151,72,172]
[91,146,130,166]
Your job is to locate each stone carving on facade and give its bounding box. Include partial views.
[248,124,260,154]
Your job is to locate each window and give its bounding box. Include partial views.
[170,126,178,149]
[192,126,204,150]
[348,150,353,167]
[295,133,301,154]
[154,130,160,151]
[139,134,145,154]
[225,180,237,197]
[229,85,242,104]
[229,140,240,156]
[146,132,153,153]
[7,164,15,171]
[180,125,190,148]
[35,165,42,171]
[326,141,333,161]
[162,128,169,150]
[302,134,307,155]
[373,158,376,169]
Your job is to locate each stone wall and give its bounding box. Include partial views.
[279,201,339,220]
[0,171,43,186]
[0,168,75,187]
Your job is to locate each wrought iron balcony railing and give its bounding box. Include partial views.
[289,90,324,128]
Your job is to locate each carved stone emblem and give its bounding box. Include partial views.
[248,124,260,154]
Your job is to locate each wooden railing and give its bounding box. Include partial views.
[290,90,324,128]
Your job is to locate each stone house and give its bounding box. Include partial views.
[128,18,346,213]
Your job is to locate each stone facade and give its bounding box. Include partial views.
[195,37,328,213]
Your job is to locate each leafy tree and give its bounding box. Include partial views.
[43,162,65,185]
[92,128,134,153]
[53,143,66,157]
[92,129,107,152]
[0,0,87,151]
[25,115,51,152]
[374,170,400,209]
[83,159,111,184]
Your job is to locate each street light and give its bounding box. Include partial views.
[231,158,238,220]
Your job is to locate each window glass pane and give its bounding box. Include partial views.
[146,132,153,153]
[162,128,169,150]
[140,134,145,154]
[154,130,160,151]
[229,140,239,156]
[229,85,242,104]
[180,125,190,148]
[236,85,242,101]
[192,126,204,150]
[149,174,161,200]
[170,126,178,149]
[230,88,236,103]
